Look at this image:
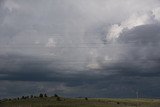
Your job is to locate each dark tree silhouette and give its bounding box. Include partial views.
[39,93,43,98]
[21,96,25,99]
[54,94,58,97]
[26,96,29,99]
[30,95,33,98]
[44,93,47,97]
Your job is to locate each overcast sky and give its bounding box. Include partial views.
[1,0,160,98]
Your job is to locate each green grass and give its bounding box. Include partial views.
[1,97,160,107]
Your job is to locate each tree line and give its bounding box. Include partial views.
[0,93,61,102]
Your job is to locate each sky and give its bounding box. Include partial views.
[1,0,160,98]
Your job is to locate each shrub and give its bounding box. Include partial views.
[85,97,88,100]
[39,93,43,98]
[21,96,25,99]
[54,94,58,97]
[44,93,47,97]
[30,95,33,98]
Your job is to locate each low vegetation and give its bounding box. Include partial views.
[0,94,160,107]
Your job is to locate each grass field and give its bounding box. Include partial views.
[1,97,160,107]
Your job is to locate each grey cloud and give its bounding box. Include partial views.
[98,24,160,77]
[118,24,160,45]
[117,24,160,62]
[1,0,160,98]
[1,74,160,98]
[0,54,160,98]
[0,54,104,86]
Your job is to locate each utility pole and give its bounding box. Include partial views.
[136,91,139,99]
[136,90,139,107]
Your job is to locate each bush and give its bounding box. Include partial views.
[85,97,88,100]
[21,96,25,99]
[30,95,33,98]
[44,93,47,97]
[26,96,29,99]
[39,93,43,98]
[54,94,58,97]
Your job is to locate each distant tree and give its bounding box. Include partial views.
[44,93,47,97]
[26,96,29,99]
[30,95,33,98]
[85,97,88,100]
[54,94,58,97]
[39,93,43,98]
[3,98,8,101]
[21,96,25,99]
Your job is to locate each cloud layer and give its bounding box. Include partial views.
[1,0,160,98]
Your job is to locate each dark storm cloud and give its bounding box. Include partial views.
[114,24,160,74]
[1,34,160,98]
[0,54,105,87]
[1,53,160,98]
[1,0,160,98]
[90,24,160,80]
[118,24,160,46]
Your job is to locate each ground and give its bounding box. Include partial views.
[0,97,160,107]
